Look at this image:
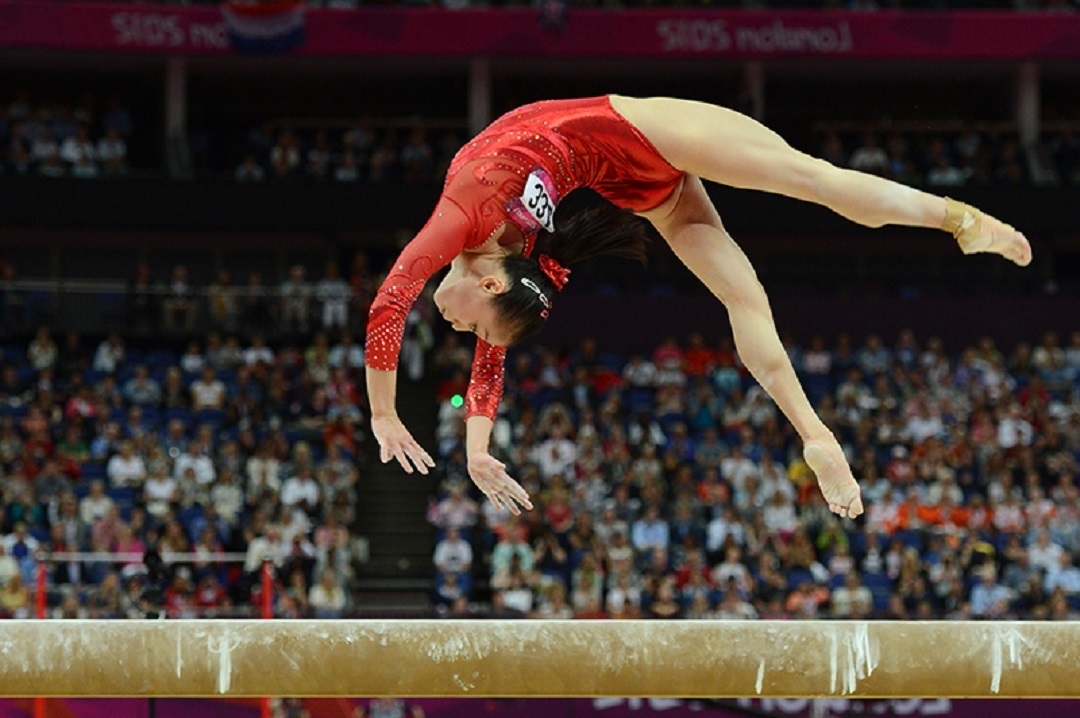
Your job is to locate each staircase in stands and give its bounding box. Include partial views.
[351,375,439,615]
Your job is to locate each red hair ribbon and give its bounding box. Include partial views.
[538,254,571,291]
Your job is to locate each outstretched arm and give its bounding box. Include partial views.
[366,197,473,473]
[367,366,434,475]
[463,339,533,513]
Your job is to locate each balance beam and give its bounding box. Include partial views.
[0,620,1075,698]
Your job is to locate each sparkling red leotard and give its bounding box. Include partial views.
[367,95,683,420]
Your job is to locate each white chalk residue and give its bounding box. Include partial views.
[989,625,1027,695]
[828,633,838,694]
[452,673,476,692]
[755,658,765,695]
[208,632,238,694]
[424,625,502,664]
[990,635,1002,695]
[176,626,184,679]
[854,622,876,681]
[827,623,879,696]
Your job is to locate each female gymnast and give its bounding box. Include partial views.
[365,95,1031,520]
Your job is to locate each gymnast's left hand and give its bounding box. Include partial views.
[467,451,533,515]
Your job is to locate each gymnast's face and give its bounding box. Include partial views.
[434,259,510,345]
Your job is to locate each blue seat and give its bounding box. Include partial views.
[177,506,205,537]
[785,569,814,589]
[894,530,923,551]
[146,350,177,368]
[140,406,161,427]
[164,407,192,425]
[195,408,226,428]
[81,463,107,481]
[862,573,893,613]
[107,487,136,521]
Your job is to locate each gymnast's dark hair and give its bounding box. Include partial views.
[493,199,650,345]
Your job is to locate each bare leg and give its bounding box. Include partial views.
[612,95,1031,266]
[641,177,863,518]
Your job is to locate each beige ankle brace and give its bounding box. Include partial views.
[942,197,983,254]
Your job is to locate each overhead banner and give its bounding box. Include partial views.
[1,3,1080,59]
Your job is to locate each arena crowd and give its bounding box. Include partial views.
[429,327,1080,621]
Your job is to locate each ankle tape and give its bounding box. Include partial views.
[943,198,983,254]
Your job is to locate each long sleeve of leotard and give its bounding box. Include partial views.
[465,339,506,421]
[366,196,476,372]
[366,193,507,421]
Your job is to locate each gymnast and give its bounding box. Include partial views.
[365,95,1031,520]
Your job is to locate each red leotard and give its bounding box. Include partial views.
[367,95,683,420]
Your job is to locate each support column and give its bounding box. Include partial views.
[468,58,492,138]
[745,60,765,121]
[1016,61,1040,148]
[164,56,189,177]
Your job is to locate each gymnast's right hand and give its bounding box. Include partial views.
[371,413,435,475]
[467,451,533,516]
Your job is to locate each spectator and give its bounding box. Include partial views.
[162,265,196,332]
[536,422,577,481]
[92,333,125,373]
[926,151,969,188]
[785,580,830,618]
[306,129,333,180]
[96,127,127,176]
[190,367,226,411]
[240,272,273,333]
[78,481,115,525]
[1029,530,1066,574]
[211,469,244,527]
[433,526,473,576]
[1044,553,1080,597]
[0,574,31,618]
[127,262,155,332]
[235,152,266,182]
[830,572,873,618]
[174,442,216,487]
[400,126,434,182]
[971,567,1012,617]
[631,505,670,556]
[714,589,759,620]
[533,583,574,619]
[354,700,425,718]
[431,485,479,530]
[106,440,146,488]
[281,466,321,518]
[333,152,361,182]
[143,465,179,519]
[207,270,239,332]
[30,127,60,166]
[280,265,311,333]
[123,365,161,406]
[27,326,58,371]
[328,332,364,372]
[849,131,889,175]
[270,129,302,179]
[315,262,350,330]
[309,569,347,618]
[0,544,18,590]
[59,125,95,171]
[244,335,275,367]
[102,96,133,138]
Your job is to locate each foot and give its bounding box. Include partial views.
[803,437,864,519]
[944,198,1032,267]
